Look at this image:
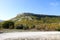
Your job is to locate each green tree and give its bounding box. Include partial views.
[2,21,14,29]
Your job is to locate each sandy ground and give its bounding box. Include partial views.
[0,32,60,40]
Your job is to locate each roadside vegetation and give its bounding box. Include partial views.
[0,18,60,31]
[0,13,60,31]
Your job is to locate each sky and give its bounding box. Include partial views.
[0,0,60,20]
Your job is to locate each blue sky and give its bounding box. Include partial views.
[0,0,60,20]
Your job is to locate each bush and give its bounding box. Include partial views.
[16,24,23,29]
[55,27,60,31]
[23,26,29,30]
[2,21,14,29]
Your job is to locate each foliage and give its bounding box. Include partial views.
[2,21,14,29]
[0,13,60,31]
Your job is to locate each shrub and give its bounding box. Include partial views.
[23,26,29,30]
[16,24,23,29]
[2,21,14,29]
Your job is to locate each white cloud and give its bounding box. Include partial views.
[50,2,59,6]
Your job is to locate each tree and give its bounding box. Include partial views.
[0,23,2,29]
[2,21,14,29]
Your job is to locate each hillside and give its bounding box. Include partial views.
[11,13,60,22]
[1,13,60,31]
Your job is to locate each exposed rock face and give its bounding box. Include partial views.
[11,13,35,22]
